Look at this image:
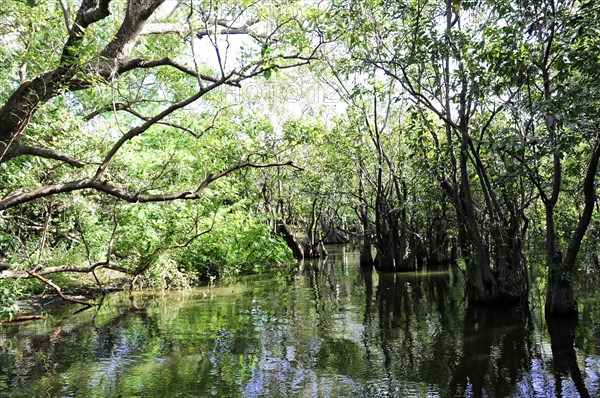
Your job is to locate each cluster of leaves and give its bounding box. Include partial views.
[0,280,20,321]
[177,208,293,280]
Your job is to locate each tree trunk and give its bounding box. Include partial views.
[359,239,374,269]
[465,245,497,304]
[492,205,529,303]
[0,0,165,165]
[495,242,528,303]
[458,136,498,303]
[546,139,600,314]
[373,202,414,271]
[546,262,577,314]
[0,69,74,162]
[357,160,373,268]
[427,211,450,266]
[277,223,303,259]
[373,187,414,271]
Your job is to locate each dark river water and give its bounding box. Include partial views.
[1,246,599,397]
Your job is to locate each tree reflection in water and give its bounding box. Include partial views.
[547,315,590,398]
[447,306,533,397]
[0,246,599,397]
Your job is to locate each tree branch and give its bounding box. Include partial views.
[61,0,113,64]
[119,57,241,87]
[27,270,96,307]
[563,136,600,270]
[141,22,185,35]
[85,102,143,121]
[0,261,137,280]
[93,79,224,178]
[79,0,112,28]
[85,102,201,137]
[13,144,85,167]
[97,0,166,77]
[0,161,301,211]
[1,315,48,324]
[0,179,94,210]
[140,21,265,38]
[57,0,72,31]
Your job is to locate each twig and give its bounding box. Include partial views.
[57,0,72,30]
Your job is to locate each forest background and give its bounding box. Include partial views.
[0,0,598,320]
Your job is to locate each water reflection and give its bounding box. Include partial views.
[448,306,532,397]
[0,246,599,397]
[547,315,590,398]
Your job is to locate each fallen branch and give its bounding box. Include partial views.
[0,261,111,279]
[1,315,48,324]
[27,271,96,308]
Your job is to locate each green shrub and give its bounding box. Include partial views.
[177,212,293,279]
[0,280,21,322]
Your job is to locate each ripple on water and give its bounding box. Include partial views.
[1,247,600,398]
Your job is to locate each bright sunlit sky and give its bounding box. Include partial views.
[155,0,345,129]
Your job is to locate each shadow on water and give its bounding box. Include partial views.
[547,314,591,398]
[1,245,599,397]
[359,263,467,396]
[447,305,533,397]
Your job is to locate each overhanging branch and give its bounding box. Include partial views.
[0,161,302,211]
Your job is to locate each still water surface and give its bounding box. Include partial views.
[1,246,599,397]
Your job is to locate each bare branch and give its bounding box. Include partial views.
[27,270,96,307]
[87,99,230,138]
[235,37,325,79]
[169,211,217,249]
[13,144,85,167]
[93,76,240,179]
[141,22,186,35]
[107,210,119,261]
[245,59,312,80]
[198,25,259,37]
[187,3,205,90]
[119,57,241,87]
[192,160,303,195]
[0,261,135,279]
[0,179,94,210]
[85,102,144,121]
[141,21,265,38]
[1,262,105,279]
[86,102,200,137]
[372,60,461,132]
[57,0,72,30]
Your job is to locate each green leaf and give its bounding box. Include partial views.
[263,69,272,80]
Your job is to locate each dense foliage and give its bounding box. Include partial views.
[0,0,598,319]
